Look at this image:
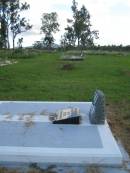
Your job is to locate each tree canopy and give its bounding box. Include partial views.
[41,12,59,49]
[1,0,99,50]
[61,0,99,49]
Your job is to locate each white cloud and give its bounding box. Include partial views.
[19,0,130,46]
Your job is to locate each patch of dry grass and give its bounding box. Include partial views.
[0,167,21,173]
[107,102,130,154]
[0,167,57,173]
[86,166,102,173]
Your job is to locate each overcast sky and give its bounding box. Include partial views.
[19,0,130,47]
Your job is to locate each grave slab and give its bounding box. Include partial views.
[0,101,122,166]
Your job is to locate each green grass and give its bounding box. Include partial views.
[0,52,130,102]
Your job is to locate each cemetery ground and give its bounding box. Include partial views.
[0,50,130,163]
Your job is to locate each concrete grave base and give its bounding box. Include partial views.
[0,101,122,166]
[61,55,84,61]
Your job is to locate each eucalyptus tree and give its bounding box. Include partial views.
[17,37,23,48]
[41,12,59,49]
[9,1,32,49]
[62,0,99,49]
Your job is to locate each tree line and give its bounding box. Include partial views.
[0,0,99,50]
[34,0,99,50]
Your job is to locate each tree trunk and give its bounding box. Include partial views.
[13,38,15,50]
[7,39,10,49]
[77,37,80,48]
[12,33,15,50]
[7,27,10,49]
[1,1,7,48]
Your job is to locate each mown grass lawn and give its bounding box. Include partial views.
[0,52,130,152]
[0,52,130,102]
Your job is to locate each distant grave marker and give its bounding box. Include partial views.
[61,53,84,61]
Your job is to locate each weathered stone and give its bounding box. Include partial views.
[89,90,106,124]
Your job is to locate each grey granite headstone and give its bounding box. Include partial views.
[89,90,106,124]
